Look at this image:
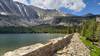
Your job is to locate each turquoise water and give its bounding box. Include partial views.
[0,33,65,55]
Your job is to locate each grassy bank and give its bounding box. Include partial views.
[80,36,100,56]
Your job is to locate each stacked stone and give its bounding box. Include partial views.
[3,33,90,56]
[54,33,90,56]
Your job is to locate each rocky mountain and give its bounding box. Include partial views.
[0,0,39,26]
[0,0,69,27]
[1,0,95,27]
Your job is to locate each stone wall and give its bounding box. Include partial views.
[4,34,73,56]
[54,33,90,56]
[96,16,100,22]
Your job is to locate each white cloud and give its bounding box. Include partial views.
[98,3,100,5]
[13,0,86,11]
[13,0,29,5]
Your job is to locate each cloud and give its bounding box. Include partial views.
[13,0,86,11]
[13,0,29,5]
[98,3,100,5]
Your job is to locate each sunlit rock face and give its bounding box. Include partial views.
[96,15,100,22]
[0,0,67,27]
[0,0,88,27]
[0,0,39,26]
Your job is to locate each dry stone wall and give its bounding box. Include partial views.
[54,33,90,56]
[4,33,90,56]
[4,34,73,56]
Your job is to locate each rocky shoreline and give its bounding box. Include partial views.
[3,33,90,56]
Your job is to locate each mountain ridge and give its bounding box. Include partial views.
[0,0,99,27]
[0,0,70,27]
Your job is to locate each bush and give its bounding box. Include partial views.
[86,35,99,42]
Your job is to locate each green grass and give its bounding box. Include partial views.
[80,37,100,56]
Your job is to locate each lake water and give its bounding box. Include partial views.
[0,33,65,55]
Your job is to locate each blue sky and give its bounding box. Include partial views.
[60,0,100,16]
[14,0,100,16]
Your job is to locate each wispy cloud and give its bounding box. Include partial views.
[13,0,86,11]
[98,3,100,5]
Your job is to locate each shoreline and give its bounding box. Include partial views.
[0,32,67,34]
[0,33,65,56]
[3,33,90,56]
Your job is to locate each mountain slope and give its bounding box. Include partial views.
[0,0,72,27]
[0,0,39,26]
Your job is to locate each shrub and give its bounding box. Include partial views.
[86,35,99,42]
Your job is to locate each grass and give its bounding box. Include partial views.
[80,36,100,56]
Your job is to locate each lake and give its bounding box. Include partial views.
[0,33,65,55]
